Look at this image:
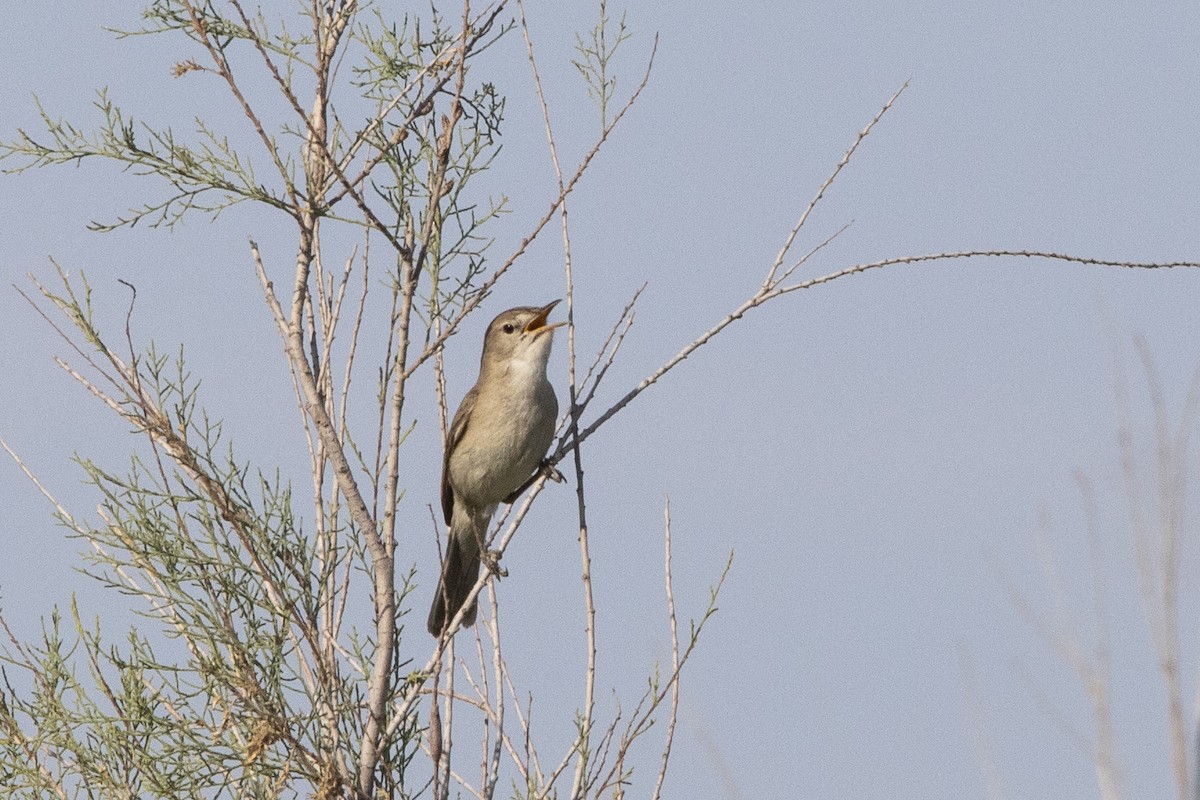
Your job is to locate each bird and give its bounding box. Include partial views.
[427,300,564,636]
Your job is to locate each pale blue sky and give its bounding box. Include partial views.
[3,3,1200,798]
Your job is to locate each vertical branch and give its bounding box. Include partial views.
[429,227,453,800]
[483,596,506,800]
[429,664,445,800]
[651,497,681,800]
[380,0,471,600]
[255,232,395,800]
[1075,473,1123,800]
[516,6,597,797]
[200,9,394,790]
[1131,338,1191,800]
[442,638,458,800]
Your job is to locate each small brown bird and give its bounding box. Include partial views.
[427,301,563,636]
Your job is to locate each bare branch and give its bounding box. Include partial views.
[764,82,907,289]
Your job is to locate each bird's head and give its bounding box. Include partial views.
[479,300,565,374]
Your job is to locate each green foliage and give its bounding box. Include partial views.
[1,2,724,798]
[3,91,284,230]
[571,1,632,129]
[0,1,509,794]
[0,288,364,795]
[0,0,510,318]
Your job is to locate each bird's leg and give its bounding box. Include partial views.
[502,458,565,504]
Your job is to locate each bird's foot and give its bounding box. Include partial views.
[540,458,566,484]
[482,550,508,579]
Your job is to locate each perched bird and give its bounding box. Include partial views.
[427,300,564,636]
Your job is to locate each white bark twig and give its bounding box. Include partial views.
[651,497,681,800]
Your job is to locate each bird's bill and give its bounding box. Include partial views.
[525,300,567,334]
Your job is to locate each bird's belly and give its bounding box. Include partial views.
[449,401,554,506]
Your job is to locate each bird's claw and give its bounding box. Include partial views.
[482,550,508,579]
[541,458,565,484]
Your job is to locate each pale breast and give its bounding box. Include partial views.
[448,372,557,507]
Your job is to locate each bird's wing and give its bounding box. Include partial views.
[442,383,478,525]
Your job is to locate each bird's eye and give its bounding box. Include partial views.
[502,323,516,334]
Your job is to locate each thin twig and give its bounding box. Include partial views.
[763,82,907,289]
[515,5,597,798]
[651,496,681,800]
[400,33,659,381]
[576,284,645,417]
[559,249,1200,461]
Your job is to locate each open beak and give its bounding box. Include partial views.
[525,299,567,335]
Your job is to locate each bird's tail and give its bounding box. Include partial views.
[427,519,483,636]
